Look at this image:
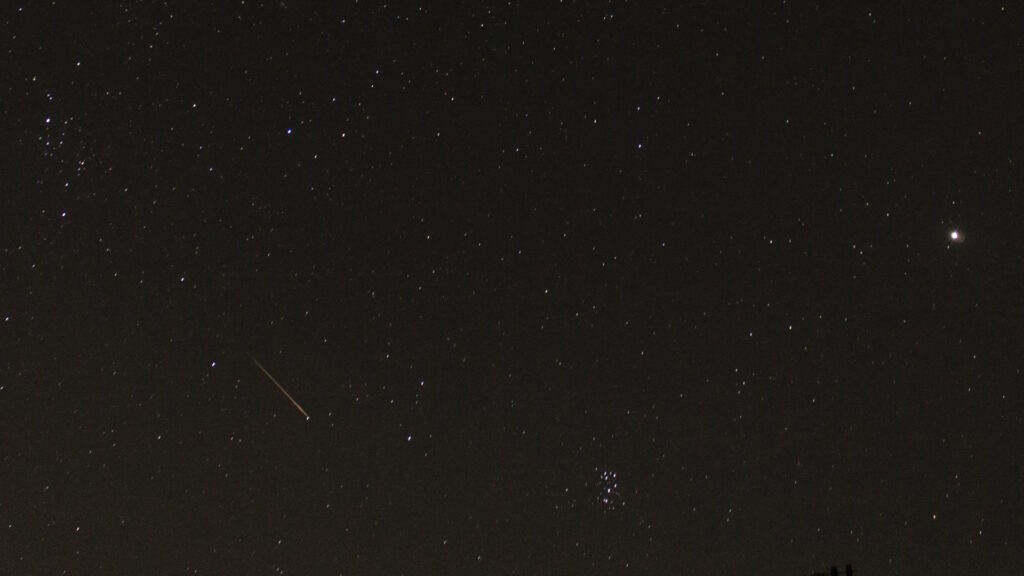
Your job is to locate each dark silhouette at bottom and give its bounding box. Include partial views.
[811,564,854,576]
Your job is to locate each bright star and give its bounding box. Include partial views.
[950,230,962,242]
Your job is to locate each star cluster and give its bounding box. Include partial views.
[596,469,624,511]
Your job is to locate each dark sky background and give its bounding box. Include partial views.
[2,2,1022,574]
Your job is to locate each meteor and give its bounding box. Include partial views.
[252,357,310,420]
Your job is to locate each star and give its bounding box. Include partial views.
[949,229,963,243]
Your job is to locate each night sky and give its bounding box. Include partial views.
[2,2,1023,574]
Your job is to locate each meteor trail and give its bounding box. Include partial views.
[252,357,310,420]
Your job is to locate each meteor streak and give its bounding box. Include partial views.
[252,357,310,420]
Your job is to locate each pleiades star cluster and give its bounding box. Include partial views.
[2,2,1022,575]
